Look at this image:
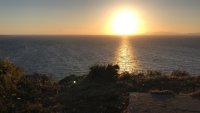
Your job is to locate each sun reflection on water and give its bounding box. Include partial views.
[115,37,139,73]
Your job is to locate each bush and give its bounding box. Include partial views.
[59,75,83,86]
[171,70,190,77]
[0,59,24,83]
[61,86,128,113]
[86,64,119,83]
[119,72,132,81]
[0,59,59,113]
[60,64,128,113]
[146,70,162,78]
[0,59,25,113]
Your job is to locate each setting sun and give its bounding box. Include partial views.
[111,10,140,35]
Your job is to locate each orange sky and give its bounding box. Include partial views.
[0,0,200,35]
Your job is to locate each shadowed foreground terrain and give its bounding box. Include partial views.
[128,93,200,113]
[0,59,200,113]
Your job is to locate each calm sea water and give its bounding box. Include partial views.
[0,35,200,79]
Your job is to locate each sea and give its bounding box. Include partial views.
[0,35,200,79]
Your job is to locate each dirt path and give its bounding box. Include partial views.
[128,93,200,113]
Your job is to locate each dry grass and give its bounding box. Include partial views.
[149,90,175,96]
[189,90,200,98]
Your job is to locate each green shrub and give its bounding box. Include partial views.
[171,70,190,77]
[119,72,132,81]
[146,70,162,78]
[0,59,25,113]
[60,64,128,113]
[59,74,83,86]
[86,64,119,83]
[0,59,24,82]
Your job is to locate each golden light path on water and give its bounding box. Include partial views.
[115,37,139,73]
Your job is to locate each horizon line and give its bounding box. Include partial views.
[1,32,200,36]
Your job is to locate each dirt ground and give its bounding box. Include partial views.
[128,93,200,113]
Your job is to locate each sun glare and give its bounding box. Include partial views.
[111,10,140,35]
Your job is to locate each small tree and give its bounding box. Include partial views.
[86,64,119,83]
[0,59,25,112]
[0,59,24,83]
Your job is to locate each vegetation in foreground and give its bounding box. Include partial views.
[0,59,200,113]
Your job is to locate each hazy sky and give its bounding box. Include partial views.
[0,0,200,35]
